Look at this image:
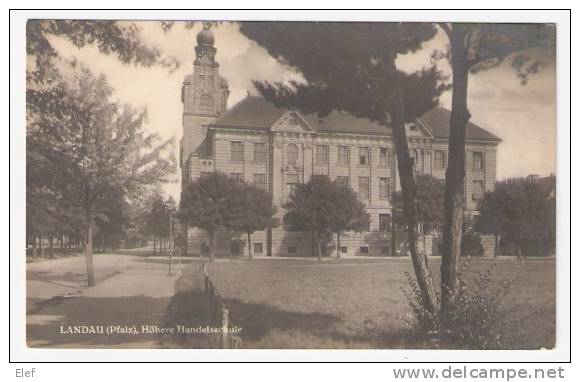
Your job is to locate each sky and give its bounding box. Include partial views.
[48,21,556,199]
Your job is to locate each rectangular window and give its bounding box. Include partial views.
[379,148,390,166]
[337,146,349,166]
[435,150,446,170]
[253,173,267,189]
[286,173,299,198]
[336,176,349,187]
[254,243,263,254]
[253,142,267,164]
[379,177,390,200]
[340,246,348,254]
[473,152,485,171]
[359,176,370,200]
[230,141,244,163]
[360,246,369,254]
[288,246,297,254]
[231,173,243,183]
[472,180,484,201]
[315,145,329,165]
[359,147,370,165]
[379,213,391,232]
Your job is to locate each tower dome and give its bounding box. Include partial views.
[196,25,215,46]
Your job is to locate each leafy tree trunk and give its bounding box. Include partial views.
[208,230,215,263]
[336,231,341,258]
[441,25,470,319]
[85,210,96,287]
[247,232,253,259]
[153,236,157,255]
[49,235,54,257]
[388,81,439,314]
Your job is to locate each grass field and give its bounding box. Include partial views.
[163,257,555,349]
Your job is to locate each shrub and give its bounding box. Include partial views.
[461,230,484,257]
[402,263,527,349]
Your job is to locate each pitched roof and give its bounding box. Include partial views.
[419,108,502,142]
[210,96,501,143]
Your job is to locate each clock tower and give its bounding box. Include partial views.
[180,23,229,181]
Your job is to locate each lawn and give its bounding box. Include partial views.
[162,257,555,349]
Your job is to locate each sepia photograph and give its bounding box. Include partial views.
[21,15,560,353]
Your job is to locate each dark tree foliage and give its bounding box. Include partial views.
[327,179,371,259]
[226,183,278,259]
[284,175,370,263]
[477,177,556,257]
[393,175,445,234]
[26,20,175,84]
[240,22,447,124]
[178,172,239,262]
[240,21,446,312]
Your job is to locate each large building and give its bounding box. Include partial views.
[180,26,501,257]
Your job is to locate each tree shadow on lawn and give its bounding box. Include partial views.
[161,289,411,349]
[27,295,172,348]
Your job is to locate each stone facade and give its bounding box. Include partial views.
[180,28,501,258]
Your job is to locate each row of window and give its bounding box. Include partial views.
[285,175,391,201]
[229,142,392,167]
[229,142,485,172]
[230,142,267,164]
[433,150,485,171]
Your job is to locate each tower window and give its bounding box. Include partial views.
[200,94,213,109]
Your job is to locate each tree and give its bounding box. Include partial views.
[240,22,447,312]
[26,20,174,85]
[477,176,556,258]
[226,183,278,259]
[436,23,555,316]
[284,175,370,263]
[178,172,238,262]
[327,180,371,259]
[27,66,174,286]
[393,174,445,254]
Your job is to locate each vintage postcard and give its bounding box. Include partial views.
[22,16,559,354]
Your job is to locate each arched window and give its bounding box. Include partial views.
[200,94,213,109]
[287,143,299,165]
